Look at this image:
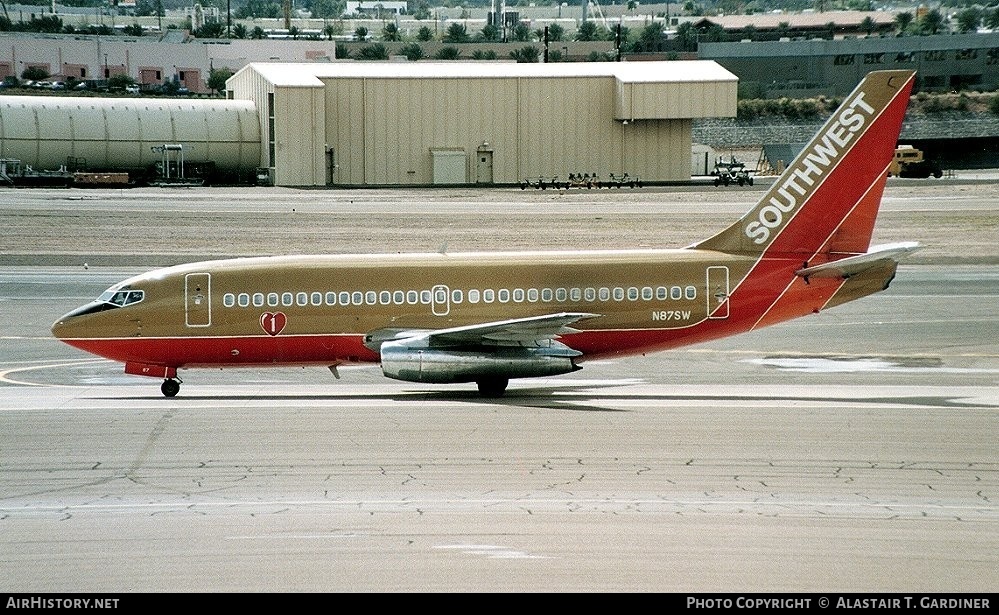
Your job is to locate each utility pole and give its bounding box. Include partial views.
[616,23,622,61]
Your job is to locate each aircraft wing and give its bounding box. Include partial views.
[428,312,601,346]
[795,242,921,280]
[365,312,601,351]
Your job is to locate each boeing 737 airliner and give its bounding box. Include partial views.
[52,70,920,397]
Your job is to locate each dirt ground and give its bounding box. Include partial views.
[1,180,997,266]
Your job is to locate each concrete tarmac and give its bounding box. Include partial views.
[1,185,997,593]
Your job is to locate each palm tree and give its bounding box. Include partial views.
[382,23,401,41]
[917,9,945,35]
[895,12,913,36]
[480,24,501,42]
[955,8,982,33]
[443,23,470,43]
[416,26,434,42]
[860,16,876,36]
[435,46,462,60]
[400,43,424,61]
[576,21,600,41]
[510,46,540,63]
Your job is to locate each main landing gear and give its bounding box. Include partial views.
[161,378,182,398]
[476,377,509,398]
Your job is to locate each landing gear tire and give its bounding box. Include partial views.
[161,378,180,398]
[476,378,508,398]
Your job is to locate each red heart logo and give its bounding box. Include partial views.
[260,312,287,336]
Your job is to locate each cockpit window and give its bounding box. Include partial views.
[98,286,145,307]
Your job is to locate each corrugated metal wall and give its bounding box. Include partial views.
[228,63,737,187]
[273,86,326,186]
[227,66,272,171]
[322,73,698,187]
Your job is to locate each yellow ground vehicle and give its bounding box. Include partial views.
[889,145,943,178]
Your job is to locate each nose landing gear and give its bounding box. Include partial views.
[161,378,182,398]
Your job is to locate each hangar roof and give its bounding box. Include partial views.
[241,60,737,88]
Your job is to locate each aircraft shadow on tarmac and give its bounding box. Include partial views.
[88,385,999,413]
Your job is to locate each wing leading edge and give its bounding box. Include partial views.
[365,311,601,350]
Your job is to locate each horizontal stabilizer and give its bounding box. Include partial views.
[796,242,921,279]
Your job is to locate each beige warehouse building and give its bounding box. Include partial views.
[226,61,737,188]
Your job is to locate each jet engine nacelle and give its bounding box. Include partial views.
[380,341,581,384]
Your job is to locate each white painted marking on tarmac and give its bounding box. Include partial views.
[434,544,548,559]
[747,357,999,374]
[0,358,110,387]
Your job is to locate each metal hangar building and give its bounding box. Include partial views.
[226,61,738,188]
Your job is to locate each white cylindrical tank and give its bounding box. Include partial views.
[0,96,261,179]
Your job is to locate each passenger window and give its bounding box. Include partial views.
[628,287,639,301]
[613,287,625,301]
[223,293,235,308]
[268,293,279,307]
[584,288,595,302]
[365,291,377,305]
[394,291,405,305]
[340,292,351,306]
[452,289,463,304]
[297,292,309,306]
[311,292,323,306]
[326,292,337,306]
[570,288,582,301]
[498,289,510,303]
[657,287,668,300]
[420,290,431,304]
[352,291,363,305]
[685,286,697,300]
[238,293,250,307]
[282,292,294,307]
[541,288,553,302]
[468,289,480,304]
[407,290,419,304]
[598,288,610,301]
[512,288,524,303]
[642,287,653,300]
[253,293,265,307]
[483,289,495,303]
[380,291,391,305]
[555,288,567,302]
[671,286,682,300]
[527,288,538,302]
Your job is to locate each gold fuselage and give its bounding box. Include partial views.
[52,247,893,371]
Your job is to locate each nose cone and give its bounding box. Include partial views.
[51,316,68,340]
[51,301,110,341]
